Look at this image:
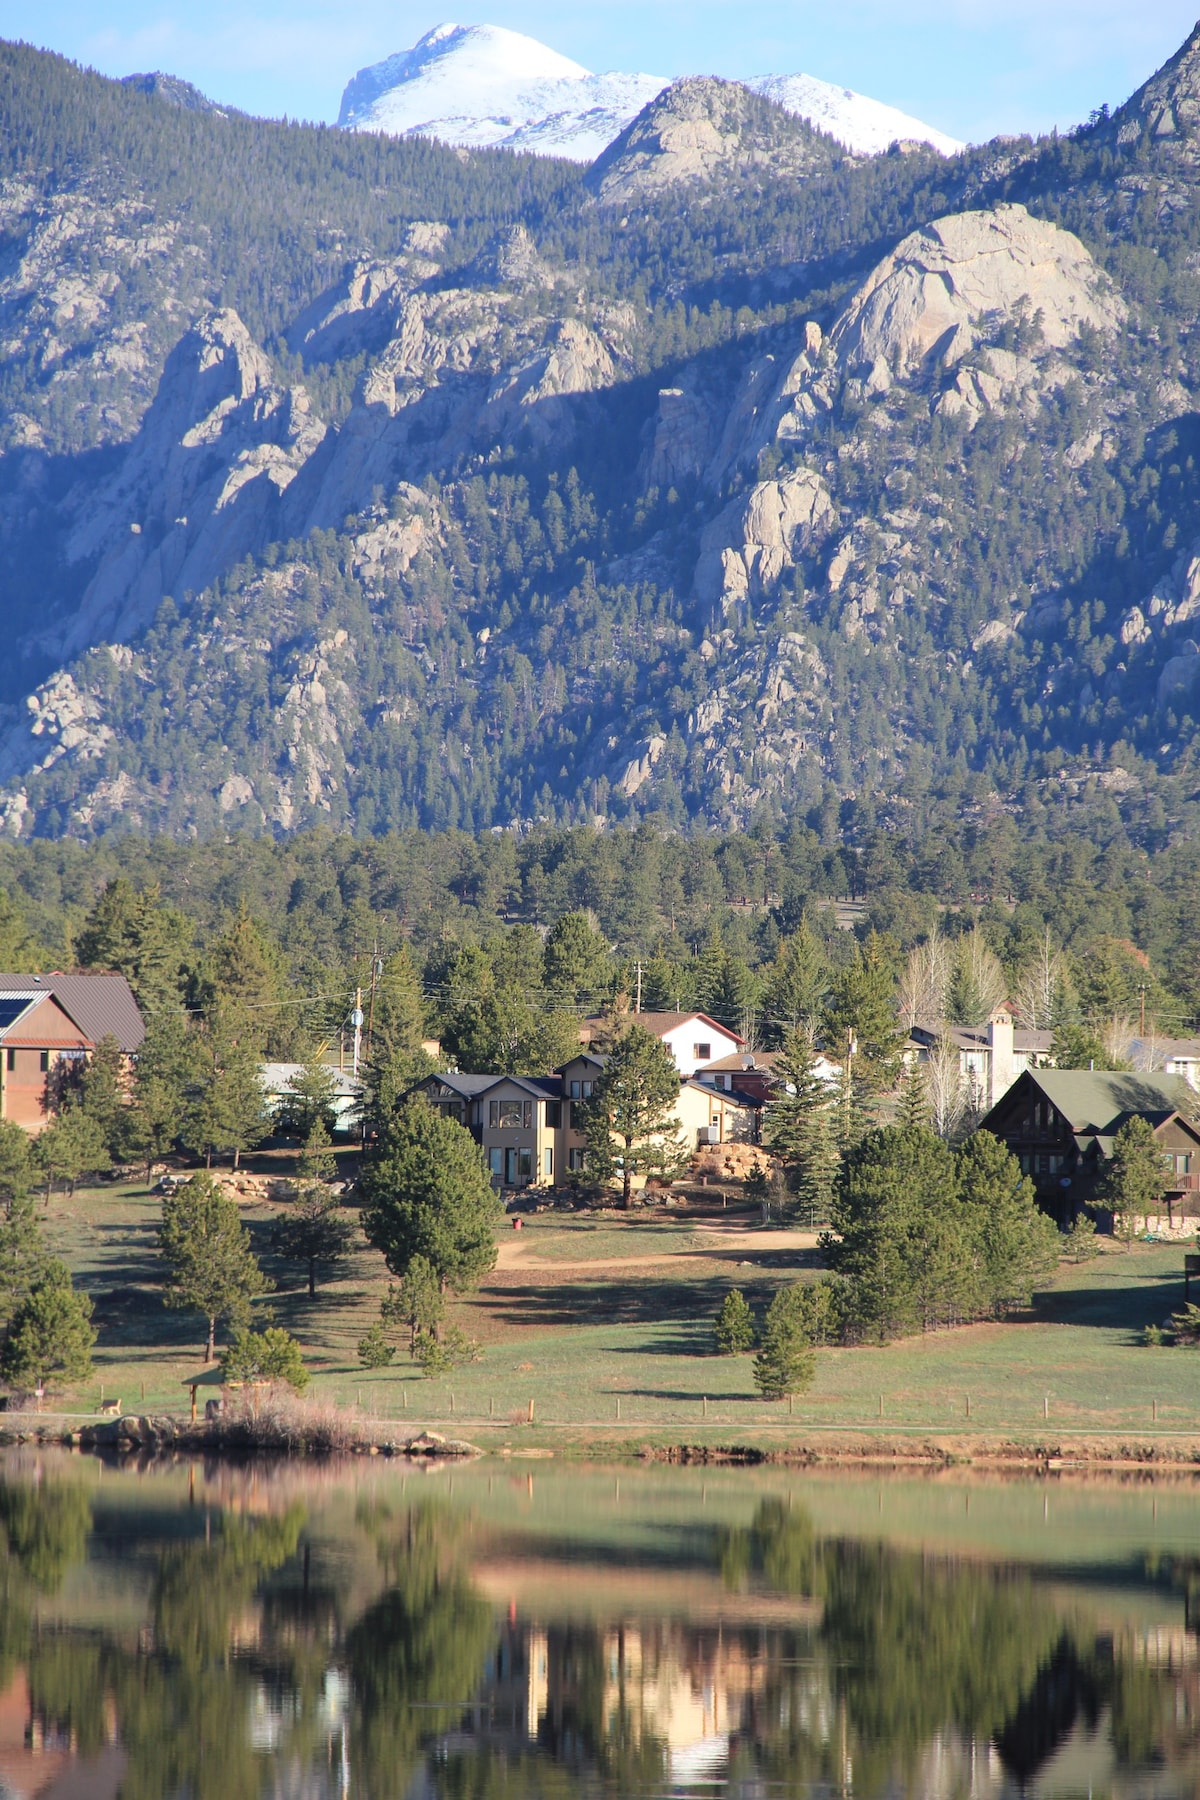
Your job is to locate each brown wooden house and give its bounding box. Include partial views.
[0,990,92,1131]
[980,1067,1200,1226]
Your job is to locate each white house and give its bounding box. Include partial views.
[1129,1037,1200,1090]
[907,1012,1052,1110]
[580,1011,746,1078]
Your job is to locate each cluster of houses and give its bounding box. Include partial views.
[3,968,1200,1229]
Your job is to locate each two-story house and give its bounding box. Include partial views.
[579,1013,746,1078]
[907,1010,1052,1111]
[0,973,145,1132]
[980,1067,1200,1227]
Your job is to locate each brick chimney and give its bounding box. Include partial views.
[987,1011,1015,1108]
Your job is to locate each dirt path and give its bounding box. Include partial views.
[494,1225,820,1274]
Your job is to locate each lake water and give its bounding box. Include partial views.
[0,1451,1198,1798]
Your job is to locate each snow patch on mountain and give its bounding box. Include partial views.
[747,74,962,158]
[338,22,965,163]
[338,23,666,163]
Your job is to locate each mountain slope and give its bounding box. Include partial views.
[5,30,1200,842]
[337,21,964,161]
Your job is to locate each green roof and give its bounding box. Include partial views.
[1017,1068,1196,1134]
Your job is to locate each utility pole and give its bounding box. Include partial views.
[366,941,382,1060]
[635,960,643,1014]
[843,1031,857,1148]
[351,988,364,1078]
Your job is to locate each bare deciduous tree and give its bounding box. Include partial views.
[1012,929,1065,1030]
[948,929,1008,1028]
[898,933,950,1029]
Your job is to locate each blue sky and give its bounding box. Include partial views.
[6,2,1199,143]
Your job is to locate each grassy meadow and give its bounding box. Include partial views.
[26,1171,1200,1448]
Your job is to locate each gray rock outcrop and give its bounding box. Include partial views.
[585,77,836,203]
[59,308,325,656]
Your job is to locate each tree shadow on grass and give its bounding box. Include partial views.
[1033,1262,1186,1338]
[476,1274,778,1333]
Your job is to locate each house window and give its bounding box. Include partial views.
[1174,1153,1192,1175]
[489,1148,503,1177]
[544,1147,554,1178]
[492,1099,525,1128]
[546,1101,561,1128]
[4,1049,11,1072]
[518,1148,533,1182]
[693,1043,712,1062]
[568,1148,586,1171]
[505,1148,517,1185]
[581,1081,593,1100]
[39,1052,48,1073]
[569,1080,581,1099]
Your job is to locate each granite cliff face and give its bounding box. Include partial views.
[3,31,1200,839]
[586,78,840,203]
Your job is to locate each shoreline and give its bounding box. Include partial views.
[6,1412,1200,1476]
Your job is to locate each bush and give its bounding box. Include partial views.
[220,1325,309,1392]
[357,1323,396,1369]
[1062,1214,1099,1263]
[753,1286,816,1400]
[1143,1323,1164,1346]
[1168,1302,1200,1345]
[1,1260,94,1393]
[414,1324,481,1378]
[714,1288,756,1354]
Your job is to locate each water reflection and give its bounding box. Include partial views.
[0,1454,1197,1798]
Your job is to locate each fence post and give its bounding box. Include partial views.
[527,1398,534,1424]
[1043,1394,1049,1420]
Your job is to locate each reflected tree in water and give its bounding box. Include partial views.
[346,1500,495,1799]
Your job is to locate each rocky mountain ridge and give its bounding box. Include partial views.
[337,21,964,161]
[3,29,1200,841]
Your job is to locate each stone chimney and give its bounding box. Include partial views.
[986,1011,1016,1108]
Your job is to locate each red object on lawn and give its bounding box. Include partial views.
[513,1216,523,1230]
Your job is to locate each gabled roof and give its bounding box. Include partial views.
[697,1050,782,1074]
[910,1022,1052,1053]
[633,1011,747,1044]
[0,973,145,1052]
[415,1072,499,1099]
[985,1067,1198,1135]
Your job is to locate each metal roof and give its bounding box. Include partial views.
[0,973,145,1052]
[992,1067,1197,1134]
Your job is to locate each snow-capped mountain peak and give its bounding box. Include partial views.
[337,23,965,163]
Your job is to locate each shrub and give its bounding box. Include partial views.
[414,1324,481,1378]
[220,1325,309,1392]
[1143,1323,1164,1346]
[1168,1302,1200,1345]
[1062,1214,1099,1263]
[753,1286,816,1400]
[357,1323,395,1369]
[714,1288,756,1354]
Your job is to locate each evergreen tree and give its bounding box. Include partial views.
[0,1191,45,1326]
[825,1124,961,1340]
[822,935,905,1099]
[896,1065,931,1132]
[760,923,829,1044]
[1102,1117,1169,1245]
[368,946,428,1062]
[0,1118,32,1207]
[752,1286,816,1399]
[714,1288,756,1354]
[77,1034,129,1161]
[34,1106,111,1199]
[219,1325,308,1392]
[196,904,284,1055]
[129,1011,199,1173]
[1,1261,94,1395]
[765,1031,838,1224]
[186,1008,269,1168]
[582,1024,687,1208]
[543,911,612,1007]
[359,1098,499,1294]
[1051,1022,1111,1069]
[276,1060,340,1139]
[954,1129,1058,1314]
[270,1125,354,1296]
[75,878,192,1012]
[158,1172,270,1359]
[0,888,42,970]
[380,1254,445,1351]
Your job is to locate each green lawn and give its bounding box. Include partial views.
[30,1180,1200,1442]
